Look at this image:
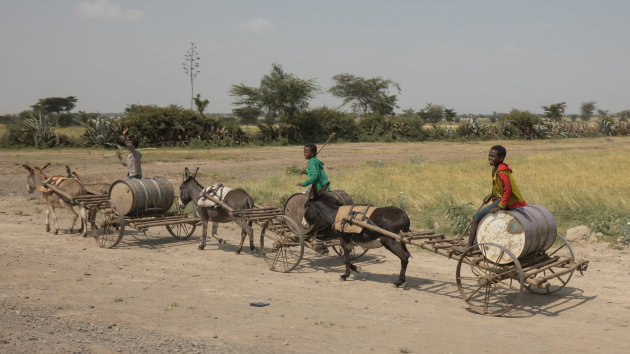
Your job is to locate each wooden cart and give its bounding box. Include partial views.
[341,217,589,316]
[68,194,199,248]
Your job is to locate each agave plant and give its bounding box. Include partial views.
[21,112,57,147]
[83,115,121,147]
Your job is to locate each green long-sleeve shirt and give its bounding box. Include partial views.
[301,157,329,191]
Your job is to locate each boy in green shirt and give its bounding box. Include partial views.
[296,143,330,192]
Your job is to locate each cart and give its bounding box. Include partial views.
[65,178,200,248]
[344,217,589,316]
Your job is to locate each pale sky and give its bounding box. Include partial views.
[1,0,628,115]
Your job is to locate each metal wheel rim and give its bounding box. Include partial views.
[91,200,125,248]
[166,197,197,239]
[260,215,304,273]
[525,234,575,295]
[456,242,524,316]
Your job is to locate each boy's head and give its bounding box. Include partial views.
[303,144,317,159]
[490,145,506,158]
[126,137,139,149]
[488,145,506,167]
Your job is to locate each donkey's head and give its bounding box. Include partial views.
[22,163,50,193]
[302,183,337,230]
[178,167,201,208]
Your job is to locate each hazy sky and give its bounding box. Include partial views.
[1,0,628,115]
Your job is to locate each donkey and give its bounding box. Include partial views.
[23,163,89,236]
[65,166,110,195]
[302,183,412,287]
[178,167,256,254]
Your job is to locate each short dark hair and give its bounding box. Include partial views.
[304,143,317,155]
[491,145,506,158]
[128,138,139,148]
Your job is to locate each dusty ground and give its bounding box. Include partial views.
[1,140,629,353]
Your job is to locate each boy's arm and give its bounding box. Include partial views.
[301,159,319,187]
[497,172,512,209]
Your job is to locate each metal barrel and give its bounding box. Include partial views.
[284,190,355,236]
[108,177,174,216]
[477,204,557,264]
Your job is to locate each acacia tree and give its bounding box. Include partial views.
[329,74,401,115]
[580,101,596,121]
[418,103,444,124]
[31,96,77,127]
[230,63,319,125]
[182,42,201,111]
[542,102,567,122]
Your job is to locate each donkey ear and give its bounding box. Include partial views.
[192,167,199,179]
[319,182,330,193]
[184,167,190,180]
[22,164,33,172]
[41,162,51,170]
[66,166,72,176]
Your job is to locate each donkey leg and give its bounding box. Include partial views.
[381,237,410,288]
[45,208,51,232]
[210,222,227,247]
[49,206,60,235]
[199,219,208,250]
[61,201,78,234]
[78,206,88,237]
[339,239,354,281]
[247,221,255,251]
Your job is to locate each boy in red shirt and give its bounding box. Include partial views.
[457,145,527,252]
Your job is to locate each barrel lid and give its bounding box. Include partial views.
[109,180,134,215]
[477,211,526,264]
[284,193,313,234]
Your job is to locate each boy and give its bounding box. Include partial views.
[117,137,142,179]
[456,145,526,252]
[296,143,329,192]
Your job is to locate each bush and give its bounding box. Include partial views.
[500,109,541,139]
[121,105,249,147]
[287,107,358,143]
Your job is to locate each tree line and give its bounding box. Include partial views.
[2,63,630,148]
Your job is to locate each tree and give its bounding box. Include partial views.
[542,101,566,122]
[443,108,457,122]
[182,42,201,111]
[418,103,444,124]
[329,74,400,115]
[31,96,77,127]
[501,109,541,139]
[193,94,209,115]
[230,63,319,126]
[233,106,261,125]
[580,101,596,121]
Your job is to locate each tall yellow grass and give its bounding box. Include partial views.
[243,144,630,235]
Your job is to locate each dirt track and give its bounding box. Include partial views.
[1,142,629,353]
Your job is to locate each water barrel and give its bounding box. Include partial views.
[108,177,174,216]
[476,204,557,264]
[284,193,313,234]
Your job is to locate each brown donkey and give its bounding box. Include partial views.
[23,163,89,235]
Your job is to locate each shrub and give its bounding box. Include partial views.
[121,104,248,146]
[500,109,541,139]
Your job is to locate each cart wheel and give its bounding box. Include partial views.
[456,242,524,316]
[91,200,125,248]
[525,234,575,295]
[260,215,304,273]
[331,244,368,260]
[165,197,197,240]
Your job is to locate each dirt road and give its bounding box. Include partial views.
[1,143,629,353]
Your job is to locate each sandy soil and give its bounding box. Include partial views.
[1,141,629,353]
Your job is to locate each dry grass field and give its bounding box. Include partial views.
[1,137,629,353]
